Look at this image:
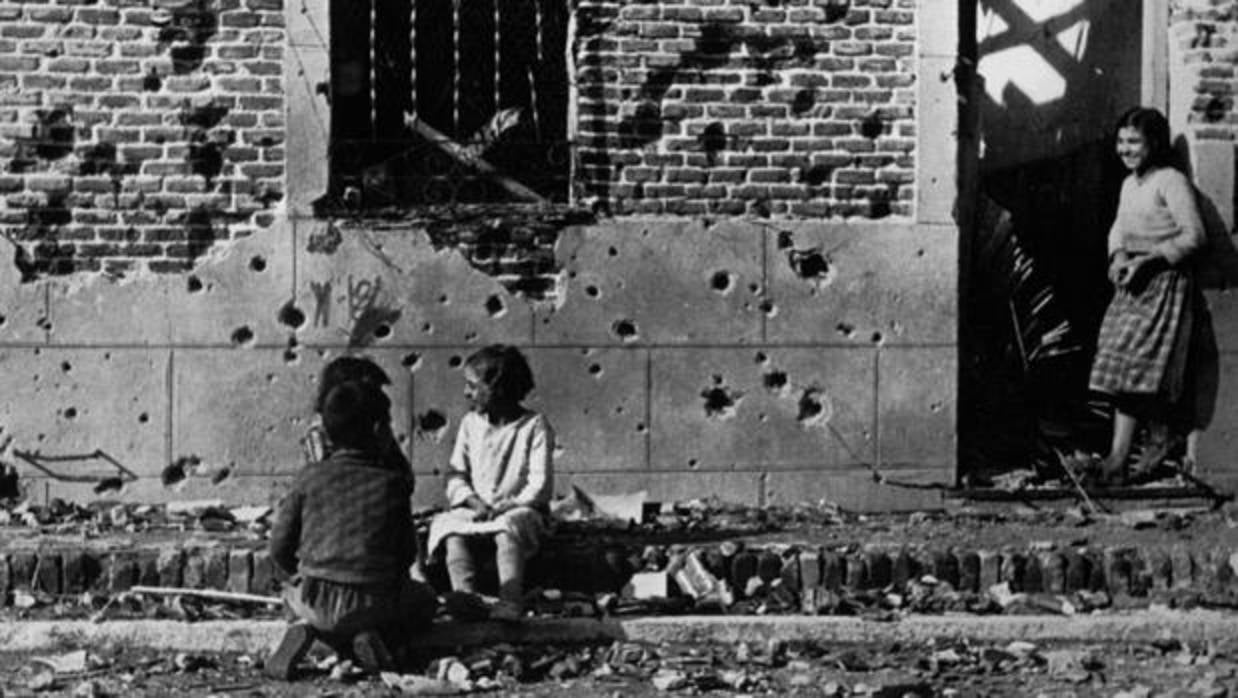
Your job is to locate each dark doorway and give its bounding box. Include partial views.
[960,0,1150,483]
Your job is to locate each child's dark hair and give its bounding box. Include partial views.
[464,344,535,403]
[315,356,391,414]
[320,380,390,449]
[1115,106,1176,173]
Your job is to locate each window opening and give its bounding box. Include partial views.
[322,0,570,213]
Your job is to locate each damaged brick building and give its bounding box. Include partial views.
[0,0,1233,510]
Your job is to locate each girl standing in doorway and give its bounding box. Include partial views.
[1090,106,1218,483]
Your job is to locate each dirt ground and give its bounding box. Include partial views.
[1,635,1233,697]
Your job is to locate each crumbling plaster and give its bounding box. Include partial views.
[0,0,964,512]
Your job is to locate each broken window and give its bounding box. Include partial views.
[322,0,571,212]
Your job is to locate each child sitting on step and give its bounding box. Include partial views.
[427,345,555,621]
[266,379,436,679]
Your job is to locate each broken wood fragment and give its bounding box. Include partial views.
[126,585,282,606]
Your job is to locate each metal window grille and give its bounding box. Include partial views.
[326,0,571,210]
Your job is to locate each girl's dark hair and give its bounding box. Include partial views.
[320,380,389,449]
[315,356,391,414]
[464,344,535,403]
[1115,106,1176,172]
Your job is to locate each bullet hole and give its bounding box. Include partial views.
[588,363,603,377]
[437,294,450,306]
[1204,96,1230,123]
[422,323,433,333]
[32,107,75,160]
[701,376,741,418]
[791,89,816,116]
[871,331,884,344]
[484,294,505,318]
[210,466,231,485]
[230,325,254,346]
[249,255,267,272]
[915,248,926,258]
[758,413,769,422]
[797,387,831,424]
[636,423,647,433]
[142,68,163,91]
[417,410,448,437]
[266,373,276,383]
[759,299,777,317]
[776,231,794,249]
[800,164,834,186]
[823,0,850,22]
[278,302,306,329]
[710,271,733,294]
[836,322,855,338]
[448,355,463,368]
[402,352,421,370]
[187,139,225,183]
[688,458,699,469]
[930,401,944,413]
[62,407,77,419]
[763,370,788,391]
[699,122,728,164]
[162,455,199,487]
[307,222,343,254]
[0,315,7,327]
[464,331,478,342]
[754,351,768,364]
[283,348,299,363]
[608,246,618,257]
[615,405,625,414]
[348,305,401,348]
[788,248,831,282]
[585,284,600,298]
[860,112,884,139]
[611,319,639,342]
[79,142,137,178]
[94,476,125,495]
[187,275,204,293]
[60,361,71,373]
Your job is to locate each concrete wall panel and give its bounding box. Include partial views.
[764,468,948,512]
[878,347,956,469]
[0,348,168,489]
[48,280,173,346]
[294,222,533,348]
[173,346,417,481]
[536,220,765,345]
[649,347,876,472]
[406,348,471,476]
[173,348,321,478]
[765,223,957,346]
[169,223,295,347]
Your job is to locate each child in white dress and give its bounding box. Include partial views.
[427,345,554,620]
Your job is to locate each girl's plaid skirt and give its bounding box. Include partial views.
[1090,267,1194,400]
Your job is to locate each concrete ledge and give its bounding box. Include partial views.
[4,611,1238,654]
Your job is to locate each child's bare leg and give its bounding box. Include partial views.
[495,532,525,607]
[1103,410,1138,481]
[445,536,478,593]
[1184,428,1204,475]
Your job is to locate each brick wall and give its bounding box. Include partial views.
[574,0,917,218]
[0,0,285,279]
[1169,0,1238,141]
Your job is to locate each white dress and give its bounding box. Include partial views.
[426,410,554,558]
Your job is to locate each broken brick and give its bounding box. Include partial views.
[107,552,138,592]
[250,549,276,595]
[203,548,229,590]
[891,549,916,588]
[157,549,185,588]
[9,552,36,591]
[1038,552,1065,594]
[1104,548,1132,597]
[227,549,252,593]
[865,550,891,589]
[999,551,1026,592]
[34,552,62,595]
[957,550,980,592]
[933,549,959,588]
[821,551,845,591]
[1063,550,1090,592]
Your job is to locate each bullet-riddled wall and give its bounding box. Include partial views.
[0,0,960,511]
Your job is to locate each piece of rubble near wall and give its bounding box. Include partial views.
[0,541,1235,606]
